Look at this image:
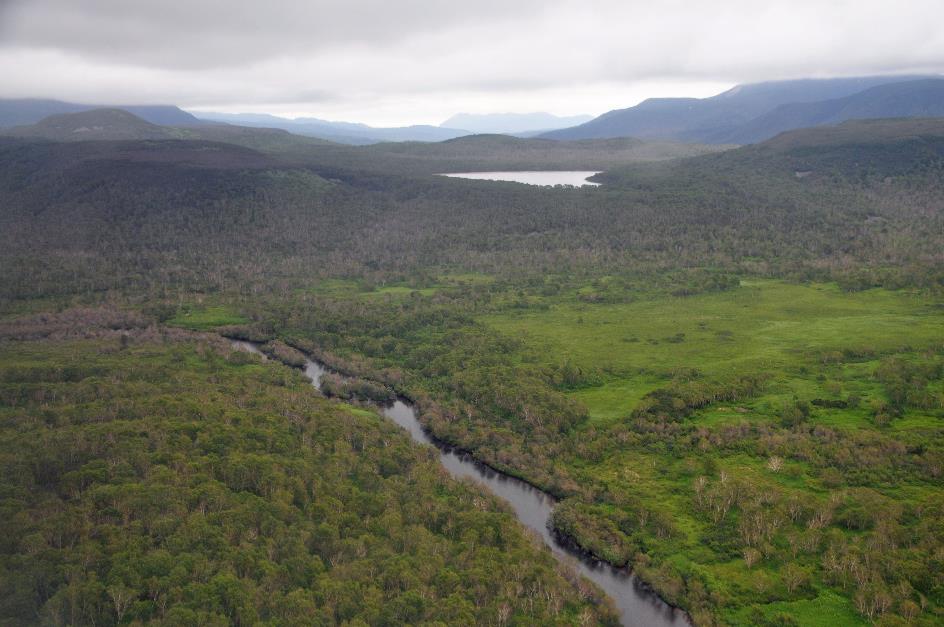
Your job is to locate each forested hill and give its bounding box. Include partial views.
[744,117,944,174]
[0,108,338,149]
[598,117,944,186]
[0,98,203,128]
[2,109,183,142]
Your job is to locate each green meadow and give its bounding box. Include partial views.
[480,279,942,623]
[484,279,944,423]
[299,273,496,302]
[167,304,249,330]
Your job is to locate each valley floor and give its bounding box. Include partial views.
[211,275,942,626]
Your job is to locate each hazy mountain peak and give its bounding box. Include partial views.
[0,98,203,129]
[541,74,943,143]
[440,112,593,134]
[191,111,472,144]
[2,108,178,141]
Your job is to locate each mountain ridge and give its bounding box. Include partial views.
[715,79,944,144]
[0,108,344,155]
[2,108,180,142]
[0,98,203,128]
[541,75,941,143]
[192,111,472,144]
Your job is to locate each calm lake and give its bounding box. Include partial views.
[440,171,601,186]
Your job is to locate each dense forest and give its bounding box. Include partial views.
[1,116,942,625]
[0,311,616,625]
[1,118,941,308]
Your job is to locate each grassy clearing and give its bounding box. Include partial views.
[725,590,865,626]
[477,279,943,623]
[302,273,494,302]
[365,285,439,298]
[483,280,943,422]
[167,305,249,330]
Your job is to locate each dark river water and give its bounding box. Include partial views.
[231,340,688,627]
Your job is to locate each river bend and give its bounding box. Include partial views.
[231,340,687,627]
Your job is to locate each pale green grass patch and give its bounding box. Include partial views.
[167,305,248,330]
[482,280,943,420]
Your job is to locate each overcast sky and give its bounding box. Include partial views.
[1,0,942,126]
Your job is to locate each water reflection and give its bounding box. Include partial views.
[440,171,601,186]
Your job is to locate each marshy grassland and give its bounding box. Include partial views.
[477,278,942,625]
[484,279,943,424]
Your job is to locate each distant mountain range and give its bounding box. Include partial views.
[191,112,471,144]
[0,100,476,145]
[3,74,944,147]
[439,112,593,135]
[194,111,595,143]
[0,108,344,156]
[1,108,182,141]
[541,75,944,143]
[0,99,203,128]
[716,79,944,144]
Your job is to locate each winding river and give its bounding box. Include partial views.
[231,340,687,627]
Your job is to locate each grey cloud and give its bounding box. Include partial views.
[0,0,546,69]
[0,0,941,125]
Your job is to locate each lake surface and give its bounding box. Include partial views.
[231,339,687,627]
[440,171,601,186]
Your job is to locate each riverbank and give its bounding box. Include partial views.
[228,336,690,627]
